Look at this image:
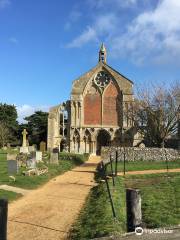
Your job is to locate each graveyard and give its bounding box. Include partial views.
[0,148,88,200]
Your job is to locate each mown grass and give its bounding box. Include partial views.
[70,172,180,239]
[106,159,180,174]
[0,189,22,202]
[0,151,89,190]
[125,172,180,228]
[69,177,126,240]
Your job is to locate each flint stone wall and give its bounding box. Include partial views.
[101,147,180,163]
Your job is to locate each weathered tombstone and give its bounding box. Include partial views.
[7,154,17,161]
[40,141,46,152]
[7,160,18,175]
[20,129,29,153]
[27,153,36,169]
[36,151,42,162]
[50,152,59,164]
[0,199,8,240]
[28,146,35,152]
[126,188,142,232]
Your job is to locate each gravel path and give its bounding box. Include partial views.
[117,168,180,176]
[8,155,101,240]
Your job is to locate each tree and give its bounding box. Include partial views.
[23,111,48,146]
[130,84,180,147]
[0,103,19,145]
[0,122,11,147]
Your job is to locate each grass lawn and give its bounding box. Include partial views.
[70,172,180,239]
[0,151,89,190]
[106,159,180,174]
[0,189,22,202]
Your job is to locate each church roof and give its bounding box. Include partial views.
[71,61,133,96]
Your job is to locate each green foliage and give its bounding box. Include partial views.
[21,111,48,146]
[0,103,19,145]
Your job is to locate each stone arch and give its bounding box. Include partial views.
[83,129,92,153]
[73,129,80,153]
[96,129,111,155]
[84,85,102,125]
[102,82,119,126]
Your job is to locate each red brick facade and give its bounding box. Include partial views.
[84,82,119,126]
[103,82,118,125]
[84,87,102,125]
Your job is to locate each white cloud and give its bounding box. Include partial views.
[9,37,18,44]
[110,0,180,64]
[87,0,137,9]
[67,26,98,48]
[17,105,49,123]
[64,9,82,30]
[0,0,11,9]
[67,14,117,47]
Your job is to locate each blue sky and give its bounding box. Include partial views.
[0,0,180,122]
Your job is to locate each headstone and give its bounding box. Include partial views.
[40,141,46,152]
[28,146,35,152]
[26,158,36,169]
[36,151,42,162]
[27,153,36,169]
[20,146,29,153]
[8,160,18,175]
[7,154,17,161]
[50,153,59,164]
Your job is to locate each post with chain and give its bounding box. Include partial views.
[110,154,115,186]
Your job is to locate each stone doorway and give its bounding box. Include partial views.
[96,129,111,155]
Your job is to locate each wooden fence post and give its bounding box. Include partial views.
[126,189,142,232]
[0,199,8,240]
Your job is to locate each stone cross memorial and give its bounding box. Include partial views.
[20,129,29,153]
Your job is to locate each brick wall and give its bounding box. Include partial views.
[84,83,119,126]
[84,87,102,125]
[103,82,118,125]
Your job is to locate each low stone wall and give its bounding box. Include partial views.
[101,147,180,163]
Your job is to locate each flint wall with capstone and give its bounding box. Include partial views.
[101,147,180,164]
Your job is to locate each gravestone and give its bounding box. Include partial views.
[36,151,42,162]
[50,153,59,165]
[40,141,46,152]
[7,154,17,161]
[8,160,18,175]
[27,153,36,169]
[28,146,35,152]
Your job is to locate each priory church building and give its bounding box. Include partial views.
[47,44,140,154]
